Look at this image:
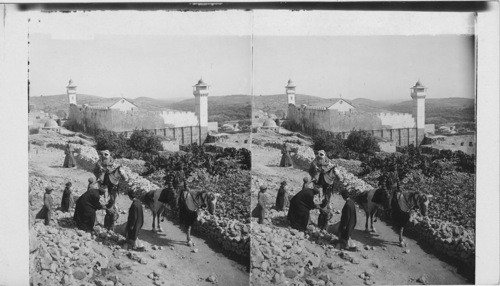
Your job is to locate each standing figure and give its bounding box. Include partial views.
[60,182,75,212]
[126,190,144,250]
[279,143,294,167]
[104,205,119,231]
[275,181,290,211]
[73,185,106,231]
[309,150,331,185]
[287,186,321,231]
[252,186,268,224]
[63,143,77,168]
[36,187,54,226]
[158,162,185,212]
[94,150,115,185]
[336,189,357,250]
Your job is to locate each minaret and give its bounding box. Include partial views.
[285,79,296,105]
[193,78,209,127]
[67,79,77,105]
[410,80,427,130]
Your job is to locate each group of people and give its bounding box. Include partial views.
[36,149,145,250]
[254,149,358,251]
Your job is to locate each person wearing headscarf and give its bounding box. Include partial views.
[287,185,321,231]
[158,162,185,211]
[337,188,357,250]
[275,181,290,211]
[252,185,269,224]
[60,182,75,212]
[63,143,77,168]
[36,187,54,226]
[73,185,106,231]
[309,150,331,184]
[94,150,114,184]
[279,143,294,167]
[125,190,144,250]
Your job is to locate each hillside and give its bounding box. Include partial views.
[387,97,475,125]
[167,94,252,125]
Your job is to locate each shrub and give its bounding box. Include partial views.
[128,129,164,154]
[312,131,348,158]
[94,130,131,158]
[345,130,380,155]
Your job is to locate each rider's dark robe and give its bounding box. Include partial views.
[73,189,104,231]
[94,157,114,182]
[178,190,199,228]
[309,157,330,183]
[287,188,317,231]
[339,198,357,242]
[126,198,144,241]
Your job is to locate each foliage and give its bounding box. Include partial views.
[345,130,380,155]
[188,169,250,223]
[401,170,475,229]
[143,144,251,178]
[128,129,164,154]
[95,130,132,158]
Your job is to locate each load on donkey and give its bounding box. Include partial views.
[93,150,128,210]
[308,150,343,229]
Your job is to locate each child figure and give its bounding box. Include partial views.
[60,182,75,213]
[104,205,119,231]
[36,187,54,225]
[255,185,268,224]
[275,181,290,212]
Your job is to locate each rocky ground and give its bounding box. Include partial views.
[249,131,470,285]
[29,130,248,286]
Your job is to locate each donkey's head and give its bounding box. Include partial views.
[205,192,221,215]
[415,193,433,217]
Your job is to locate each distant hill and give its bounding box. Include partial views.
[387,98,475,125]
[168,95,252,125]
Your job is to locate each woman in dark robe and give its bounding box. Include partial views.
[126,190,144,250]
[338,189,357,249]
[73,186,106,231]
[275,181,290,211]
[36,187,54,226]
[63,143,76,168]
[287,187,320,231]
[279,143,294,167]
[60,182,75,212]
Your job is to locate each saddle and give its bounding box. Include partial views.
[183,191,200,212]
[396,193,411,213]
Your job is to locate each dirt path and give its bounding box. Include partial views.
[29,145,249,286]
[251,142,469,285]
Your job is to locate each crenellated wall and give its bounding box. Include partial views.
[377,112,415,129]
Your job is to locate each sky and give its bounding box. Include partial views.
[28,10,475,102]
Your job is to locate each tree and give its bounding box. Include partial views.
[345,130,380,155]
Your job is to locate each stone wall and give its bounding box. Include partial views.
[288,105,415,133]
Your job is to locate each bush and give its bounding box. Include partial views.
[95,130,131,158]
[128,129,164,154]
[312,131,348,158]
[345,130,380,155]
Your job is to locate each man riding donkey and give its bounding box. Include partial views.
[309,150,339,229]
[94,150,117,207]
[158,161,186,212]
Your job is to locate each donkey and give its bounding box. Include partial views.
[355,187,391,233]
[390,190,433,247]
[141,188,178,233]
[178,189,220,246]
[101,165,128,208]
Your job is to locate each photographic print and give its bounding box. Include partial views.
[27,10,251,286]
[250,11,477,285]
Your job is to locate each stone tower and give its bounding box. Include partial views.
[193,78,209,127]
[67,79,77,105]
[285,79,296,105]
[410,80,427,130]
